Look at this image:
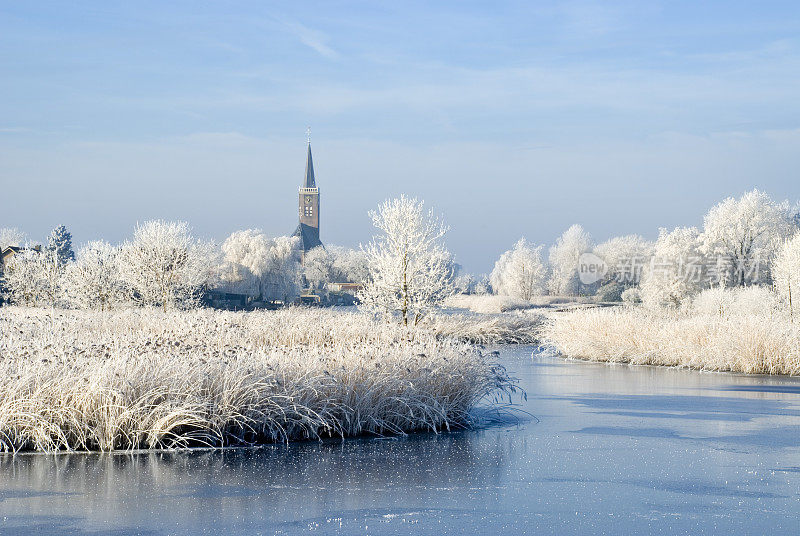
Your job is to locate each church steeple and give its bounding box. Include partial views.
[292,137,322,252]
[304,143,316,188]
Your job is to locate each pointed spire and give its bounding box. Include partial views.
[304,143,316,188]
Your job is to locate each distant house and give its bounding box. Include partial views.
[328,282,363,293]
[1,245,41,267]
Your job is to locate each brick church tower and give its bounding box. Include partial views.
[292,142,323,252]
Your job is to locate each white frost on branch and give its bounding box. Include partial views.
[0,228,26,251]
[640,226,704,308]
[772,232,800,315]
[548,224,593,296]
[63,241,127,310]
[118,220,218,311]
[700,189,793,287]
[359,196,455,325]
[593,234,654,287]
[219,230,301,301]
[490,238,547,300]
[1,248,62,307]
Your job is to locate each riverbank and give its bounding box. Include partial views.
[544,307,800,376]
[0,307,517,453]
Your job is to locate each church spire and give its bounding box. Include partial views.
[293,134,322,253]
[304,143,316,188]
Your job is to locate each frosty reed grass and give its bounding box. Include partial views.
[544,307,800,375]
[428,312,542,344]
[0,307,516,453]
[443,294,534,314]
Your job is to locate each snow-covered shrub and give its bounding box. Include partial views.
[692,286,778,317]
[728,286,779,316]
[595,281,623,302]
[691,287,732,316]
[453,273,477,295]
[490,238,547,300]
[62,241,127,310]
[621,287,641,305]
[118,220,218,311]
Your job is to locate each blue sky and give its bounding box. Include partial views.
[2,1,800,272]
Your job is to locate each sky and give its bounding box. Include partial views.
[1,1,800,273]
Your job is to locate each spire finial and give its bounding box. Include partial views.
[306,126,311,144]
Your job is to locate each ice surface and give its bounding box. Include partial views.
[1,347,798,535]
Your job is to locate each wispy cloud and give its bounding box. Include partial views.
[282,21,339,59]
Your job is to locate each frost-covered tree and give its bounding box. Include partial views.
[261,236,302,301]
[219,229,272,297]
[640,227,705,308]
[118,220,217,311]
[594,234,654,287]
[700,189,793,287]
[474,275,491,295]
[490,238,547,300]
[772,233,800,316]
[0,228,27,299]
[63,241,127,310]
[219,230,301,302]
[2,248,62,307]
[301,245,369,289]
[47,225,75,267]
[359,196,455,325]
[332,246,369,284]
[453,273,477,295]
[0,228,25,250]
[303,246,339,289]
[548,224,593,295]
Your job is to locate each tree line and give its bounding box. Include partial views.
[3,189,800,318]
[0,196,458,326]
[485,189,800,310]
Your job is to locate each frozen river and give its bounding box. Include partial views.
[2,346,799,535]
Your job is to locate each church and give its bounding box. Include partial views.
[292,142,323,253]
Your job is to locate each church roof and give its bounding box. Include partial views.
[293,223,323,251]
[304,143,316,188]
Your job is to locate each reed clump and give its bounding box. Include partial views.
[544,307,800,375]
[427,312,543,344]
[0,307,516,453]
